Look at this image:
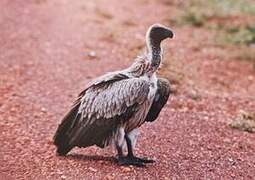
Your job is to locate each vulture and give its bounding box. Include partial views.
[53,24,174,166]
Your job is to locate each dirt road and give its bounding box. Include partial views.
[1,0,255,179]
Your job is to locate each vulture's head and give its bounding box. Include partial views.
[146,23,174,47]
[145,24,173,69]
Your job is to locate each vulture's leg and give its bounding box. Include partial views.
[128,129,154,163]
[116,129,144,166]
[117,129,154,166]
[115,127,125,158]
[125,133,155,164]
[126,128,139,151]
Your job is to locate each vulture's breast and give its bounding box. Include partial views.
[125,73,158,132]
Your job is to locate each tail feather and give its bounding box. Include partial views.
[53,102,81,156]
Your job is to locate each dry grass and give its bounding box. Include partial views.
[95,8,113,19]
[230,110,255,133]
[228,46,255,62]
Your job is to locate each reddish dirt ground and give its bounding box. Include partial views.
[1,0,255,179]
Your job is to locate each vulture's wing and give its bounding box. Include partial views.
[145,78,170,122]
[53,72,150,155]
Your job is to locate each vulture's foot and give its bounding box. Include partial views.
[117,156,155,167]
[132,156,155,163]
[117,156,145,167]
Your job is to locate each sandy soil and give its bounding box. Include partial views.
[0,0,255,179]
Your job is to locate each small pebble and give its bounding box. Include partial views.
[88,51,96,58]
[88,167,97,172]
[61,175,67,179]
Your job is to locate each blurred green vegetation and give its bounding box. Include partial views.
[177,0,255,25]
[224,25,255,45]
[179,0,255,23]
[171,0,255,65]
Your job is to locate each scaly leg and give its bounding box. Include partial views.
[117,129,155,166]
[115,127,125,158]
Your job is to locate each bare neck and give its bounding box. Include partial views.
[147,39,162,68]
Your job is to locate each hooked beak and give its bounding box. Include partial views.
[165,28,174,39]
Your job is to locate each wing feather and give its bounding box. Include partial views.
[54,72,150,153]
[69,78,150,145]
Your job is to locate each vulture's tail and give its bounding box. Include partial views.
[53,101,81,156]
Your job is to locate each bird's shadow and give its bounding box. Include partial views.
[65,153,116,163]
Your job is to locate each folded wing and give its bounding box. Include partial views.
[53,73,150,155]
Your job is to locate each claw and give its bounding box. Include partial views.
[117,156,145,167]
[133,156,155,163]
[116,156,155,167]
